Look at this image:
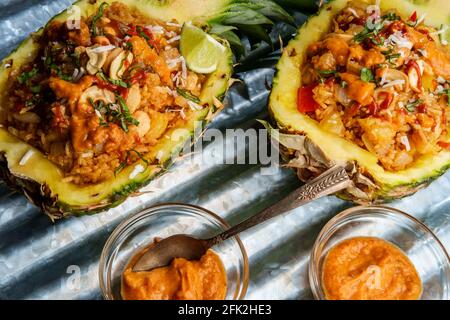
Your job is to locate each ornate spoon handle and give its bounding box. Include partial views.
[206,165,351,247]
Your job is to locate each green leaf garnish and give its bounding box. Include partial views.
[114,148,149,176]
[360,68,374,82]
[405,99,423,112]
[97,72,129,88]
[91,2,109,37]
[18,68,38,85]
[381,12,400,21]
[176,88,201,103]
[354,22,383,44]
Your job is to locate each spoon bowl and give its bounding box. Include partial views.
[133,234,210,272]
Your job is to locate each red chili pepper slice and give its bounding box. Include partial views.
[297,85,320,113]
[95,78,119,92]
[379,92,394,109]
[408,11,417,22]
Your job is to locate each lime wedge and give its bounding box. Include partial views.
[180,23,226,74]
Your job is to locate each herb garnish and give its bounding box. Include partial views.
[354,21,384,44]
[176,88,201,103]
[97,72,130,88]
[317,69,338,77]
[114,148,149,176]
[18,68,38,85]
[316,69,338,83]
[405,99,423,112]
[381,49,401,65]
[91,2,109,37]
[136,26,154,49]
[117,96,139,132]
[360,68,374,82]
[18,68,43,93]
[381,12,400,21]
[88,96,139,132]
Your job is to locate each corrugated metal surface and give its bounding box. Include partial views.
[1,0,450,300]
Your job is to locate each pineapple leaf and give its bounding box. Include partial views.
[209,24,238,34]
[235,24,272,46]
[213,7,274,26]
[234,0,295,26]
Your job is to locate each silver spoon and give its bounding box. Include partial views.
[132,165,351,272]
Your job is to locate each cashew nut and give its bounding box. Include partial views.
[85,45,109,75]
[131,111,151,137]
[379,68,409,91]
[79,85,115,106]
[103,47,123,73]
[126,84,141,113]
[109,50,133,80]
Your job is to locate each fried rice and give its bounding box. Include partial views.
[299,1,450,171]
[0,2,207,185]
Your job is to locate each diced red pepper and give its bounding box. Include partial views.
[368,100,379,116]
[417,104,427,113]
[297,85,320,113]
[129,69,148,85]
[438,141,450,150]
[408,11,417,22]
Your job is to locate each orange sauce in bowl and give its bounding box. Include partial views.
[322,237,422,300]
[121,249,227,300]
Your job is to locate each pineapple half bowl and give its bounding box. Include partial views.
[268,0,450,204]
[0,0,294,220]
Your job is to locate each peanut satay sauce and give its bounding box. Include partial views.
[322,237,422,300]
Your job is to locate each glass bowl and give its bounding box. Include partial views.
[309,205,450,300]
[99,203,249,300]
